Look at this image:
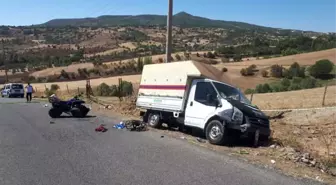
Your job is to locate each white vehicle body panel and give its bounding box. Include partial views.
[136,60,232,112]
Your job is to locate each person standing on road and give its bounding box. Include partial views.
[26,83,33,102]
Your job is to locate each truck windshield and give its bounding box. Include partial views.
[12,84,23,89]
[212,82,251,105]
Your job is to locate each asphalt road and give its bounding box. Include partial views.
[0,98,323,185]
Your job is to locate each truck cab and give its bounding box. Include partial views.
[183,78,270,145]
[136,61,270,146]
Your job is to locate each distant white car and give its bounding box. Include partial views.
[1,83,25,98]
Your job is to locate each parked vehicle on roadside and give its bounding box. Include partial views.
[48,94,90,118]
[136,61,271,146]
[1,83,25,98]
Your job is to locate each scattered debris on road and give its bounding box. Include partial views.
[124,120,147,132]
[95,124,108,132]
[238,150,250,155]
[271,160,276,164]
[113,122,125,129]
[161,135,164,138]
[49,121,55,124]
[196,137,206,143]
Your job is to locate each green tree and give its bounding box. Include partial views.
[309,59,334,78]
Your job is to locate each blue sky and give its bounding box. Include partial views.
[0,0,335,32]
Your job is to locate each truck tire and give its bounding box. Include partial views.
[205,120,229,145]
[147,112,162,128]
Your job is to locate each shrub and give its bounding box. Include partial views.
[240,68,247,76]
[50,84,60,91]
[44,88,55,97]
[96,83,112,96]
[288,83,301,91]
[262,83,272,93]
[221,57,230,63]
[143,56,153,65]
[261,70,269,77]
[249,64,257,69]
[120,81,133,96]
[207,52,215,59]
[292,77,303,84]
[244,88,255,94]
[285,62,306,79]
[309,59,334,78]
[270,64,283,78]
[158,57,164,63]
[222,67,228,72]
[233,54,242,62]
[175,54,182,61]
[300,77,317,89]
[281,78,291,87]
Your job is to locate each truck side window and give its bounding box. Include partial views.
[194,82,217,105]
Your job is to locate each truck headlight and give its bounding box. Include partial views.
[232,107,243,124]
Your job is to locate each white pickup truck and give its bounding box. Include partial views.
[136,61,270,146]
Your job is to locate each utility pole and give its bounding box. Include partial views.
[1,39,8,83]
[165,0,173,63]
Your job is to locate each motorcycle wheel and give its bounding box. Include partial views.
[49,108,62,118]
[79,105,89,117]
[71,107,83,118]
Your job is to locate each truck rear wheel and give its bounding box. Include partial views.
[205,120,228,145]
[147,112,162,128]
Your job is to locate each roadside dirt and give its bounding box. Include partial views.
[88,97,336,184]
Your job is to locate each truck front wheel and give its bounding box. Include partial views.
[205,120,228,145]
[147,112,162,128]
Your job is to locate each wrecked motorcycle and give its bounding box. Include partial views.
[48,94,90,118]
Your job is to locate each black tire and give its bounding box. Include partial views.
[147,112,161,128]
[79,105,89,117]
[49,108,62,118]
[71,107,83,118]
[205,120,229,145]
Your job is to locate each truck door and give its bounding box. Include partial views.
[184,79,218,128]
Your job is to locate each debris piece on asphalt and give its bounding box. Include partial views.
[180,136,186,140]
[271,160,276,164]
[124,120,147,131]
[44,104,48,107]
[95,124,108,132]
[196,137,206,143]
[238,150,250,155]
[50,121,55,124]
[113,121,125,129]
[161,135,164,138]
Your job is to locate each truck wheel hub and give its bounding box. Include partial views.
[210,125,221,139]
[149,115,159,125]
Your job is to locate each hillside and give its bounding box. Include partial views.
[43,12,293,32]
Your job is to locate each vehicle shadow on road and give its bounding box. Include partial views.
[56,115,97,119]
[158,124,276,148]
